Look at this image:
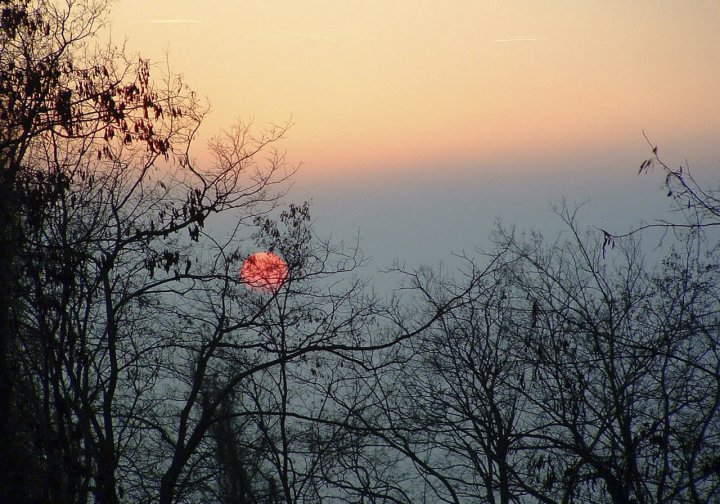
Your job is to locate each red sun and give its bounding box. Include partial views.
[240,252,288,293]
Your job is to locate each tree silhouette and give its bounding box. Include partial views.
[1,1,193,501]
[360,206,720,503]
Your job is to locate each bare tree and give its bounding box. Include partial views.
[1,1,200,501]
[504,206,720,503]
[486,209,719,503]
[394,262,547,504]
[354,203,720,504]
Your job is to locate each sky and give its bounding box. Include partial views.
[107,0,720,271]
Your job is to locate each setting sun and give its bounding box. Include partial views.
[239,251,288,293]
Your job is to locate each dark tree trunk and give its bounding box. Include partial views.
[0,167,37,503]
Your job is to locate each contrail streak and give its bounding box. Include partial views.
[494,36,547,43]
[143,19,206,24]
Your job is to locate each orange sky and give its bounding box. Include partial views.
[108,1,720,183]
